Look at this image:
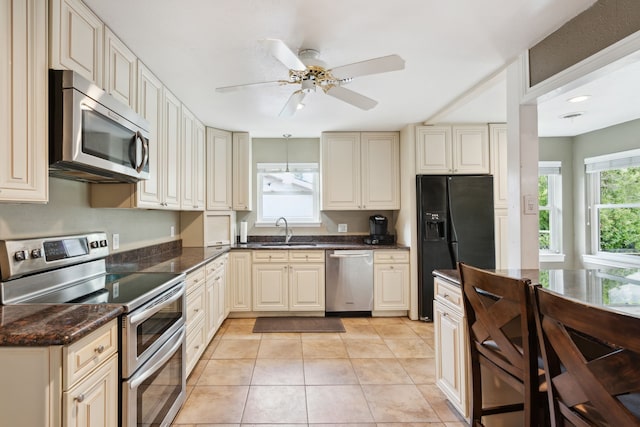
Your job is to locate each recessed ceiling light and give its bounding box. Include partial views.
[567,95,591,103]
[560,112,584,119]
[296,103,305,110]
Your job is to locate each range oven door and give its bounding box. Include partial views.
[122,326,186,427]
[122,282,185,378]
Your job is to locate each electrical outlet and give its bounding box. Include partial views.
[112,233,120,250]
[338,224,348,233]
[170,226,175,237]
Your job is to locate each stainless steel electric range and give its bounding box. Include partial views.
[0,232,187,427]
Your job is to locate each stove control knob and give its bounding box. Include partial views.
[99,240,108,247]
[14,250,27,262]
[30,248,42,259]
[90,241,99,249]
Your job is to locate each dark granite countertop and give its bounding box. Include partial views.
[233,242,409,250]
[108,245,231,274]
[0,304,123,346]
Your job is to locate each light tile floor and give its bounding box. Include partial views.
[172,316,467,426]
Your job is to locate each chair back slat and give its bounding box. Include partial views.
[534,286,640,427]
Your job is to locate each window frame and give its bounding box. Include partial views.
[539,161,564,262]
[255,162,321,226]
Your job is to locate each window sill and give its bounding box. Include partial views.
[254,221,322,228]
[582,254,640,269]
[539,253,566,263]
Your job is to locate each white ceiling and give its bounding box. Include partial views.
[85,0,597,138]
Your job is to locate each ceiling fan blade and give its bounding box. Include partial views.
[330,54,405,79]
[279,90,306,117]
[216,80,290,93]
[326,86,377,110]
[265,39,306,71]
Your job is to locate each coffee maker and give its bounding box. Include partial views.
[364,215,395,245]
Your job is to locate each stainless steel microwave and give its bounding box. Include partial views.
[49,69,150,183]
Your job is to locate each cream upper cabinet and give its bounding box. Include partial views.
[104,27,137,109]
[0,0,48,203]
[228,251,252,312]
[206,128,233,211]
[490,124,508,209]
[232,132,252,211]
[162,88,182,209]
[322,132,400,210]
[373,250,410,311]
[416,125,489,174]
[180,107,204,211]
[50,0,104,86]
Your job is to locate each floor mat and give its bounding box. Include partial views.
[252,316,345,333]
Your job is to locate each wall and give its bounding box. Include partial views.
[0,178,180,252]
[539,137,575,269]
[236,137,396,238]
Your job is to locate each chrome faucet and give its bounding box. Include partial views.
[275,217,292,243]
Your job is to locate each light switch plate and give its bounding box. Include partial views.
[338,224,348,233]
[524,195,538,215]
[112,233,120,250]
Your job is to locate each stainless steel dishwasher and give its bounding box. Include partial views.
[325,250,373,315]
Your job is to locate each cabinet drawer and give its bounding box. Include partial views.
[205,255,226,280]
[434,277,463,311]
[289,250,324,263]
[374,250,409,264]
[252,250,288,262]
[64,319,118,389]
[186,283,206,327]
[186,267,206,293]
[186,318,206,376]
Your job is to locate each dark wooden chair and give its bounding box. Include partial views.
[533,285,640,426]
[458,262,546,427]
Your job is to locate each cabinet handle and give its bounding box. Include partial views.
[194,308,200,312]
[444,293,449,299]
[74,394,85,403]
[94,344,105,354]
[442,312,448,317]
[390,266,394,269]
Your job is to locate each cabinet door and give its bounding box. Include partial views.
[215,271,226,329]
[63,354,118,427]
[494,208,509,269]
[452,125,490,174]
[180,106,196,210]
[415,126,452,174]
[50,0,103,86]
[0,0,48,202]
[229,252,252,311]
[104,27,137,109]
[194,121,206,209]
[205,280,216,342]
[135,61,164,208]
[185,318,206,377]
[321,132,361,210]
[434,300,467,416]
[490,124,508,209]
[232,132,252,210]
[162,88,181,209]
[289,263,325,311]
[374,264,409,310]
[252,264,288,311]
[206,128,233,210]
[361,132,400,210]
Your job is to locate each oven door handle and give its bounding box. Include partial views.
[128,283,185,326]
[129,327,185,390]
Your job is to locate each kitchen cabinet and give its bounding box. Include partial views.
[0,319,118,427]
[185,267,206,376]
[104,27,137,109]
[415,125,489,174]
[181,210,236,247]
[181,106,205,211]
[252,250,325,312]
[373,250,410,311]
[490,124,509,269]
[232,132,252,210]
[206,127,233,210]
[495,209,509,269]
[162,88,182,209]
[205,254,227,342]
[434,276,468,417]
[321,131,400,210]
[50,0,104,86]
[228,251,252,312]
[0,0,48,203]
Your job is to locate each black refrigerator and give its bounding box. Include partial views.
[417,175,495,320]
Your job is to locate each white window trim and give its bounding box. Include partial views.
[539,161,564,259]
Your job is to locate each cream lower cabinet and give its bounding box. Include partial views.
[252,250,325,312]
[434,276,469,417]
[185,266,207,376]
[229,251,252,312]
[205,254,227,342]
[373,250,410,311]
[0,0,48,203]
[0,319,118,427]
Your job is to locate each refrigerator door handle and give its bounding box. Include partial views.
[449,241,459,264]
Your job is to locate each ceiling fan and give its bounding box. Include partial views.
[216,39,405,117]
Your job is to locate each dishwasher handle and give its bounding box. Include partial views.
[329,253,371,258]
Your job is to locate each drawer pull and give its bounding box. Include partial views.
[444,293,449,299]
[94,344,105,354]
[442,312,448,317]
[194,308,200,312]
[74,394,85,403]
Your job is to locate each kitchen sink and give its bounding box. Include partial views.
[258,242,317,248]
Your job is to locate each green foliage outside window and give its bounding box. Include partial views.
[539,175,550,250]
[598,167,640,254]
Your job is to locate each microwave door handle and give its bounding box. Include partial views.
[133,131,149,173]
